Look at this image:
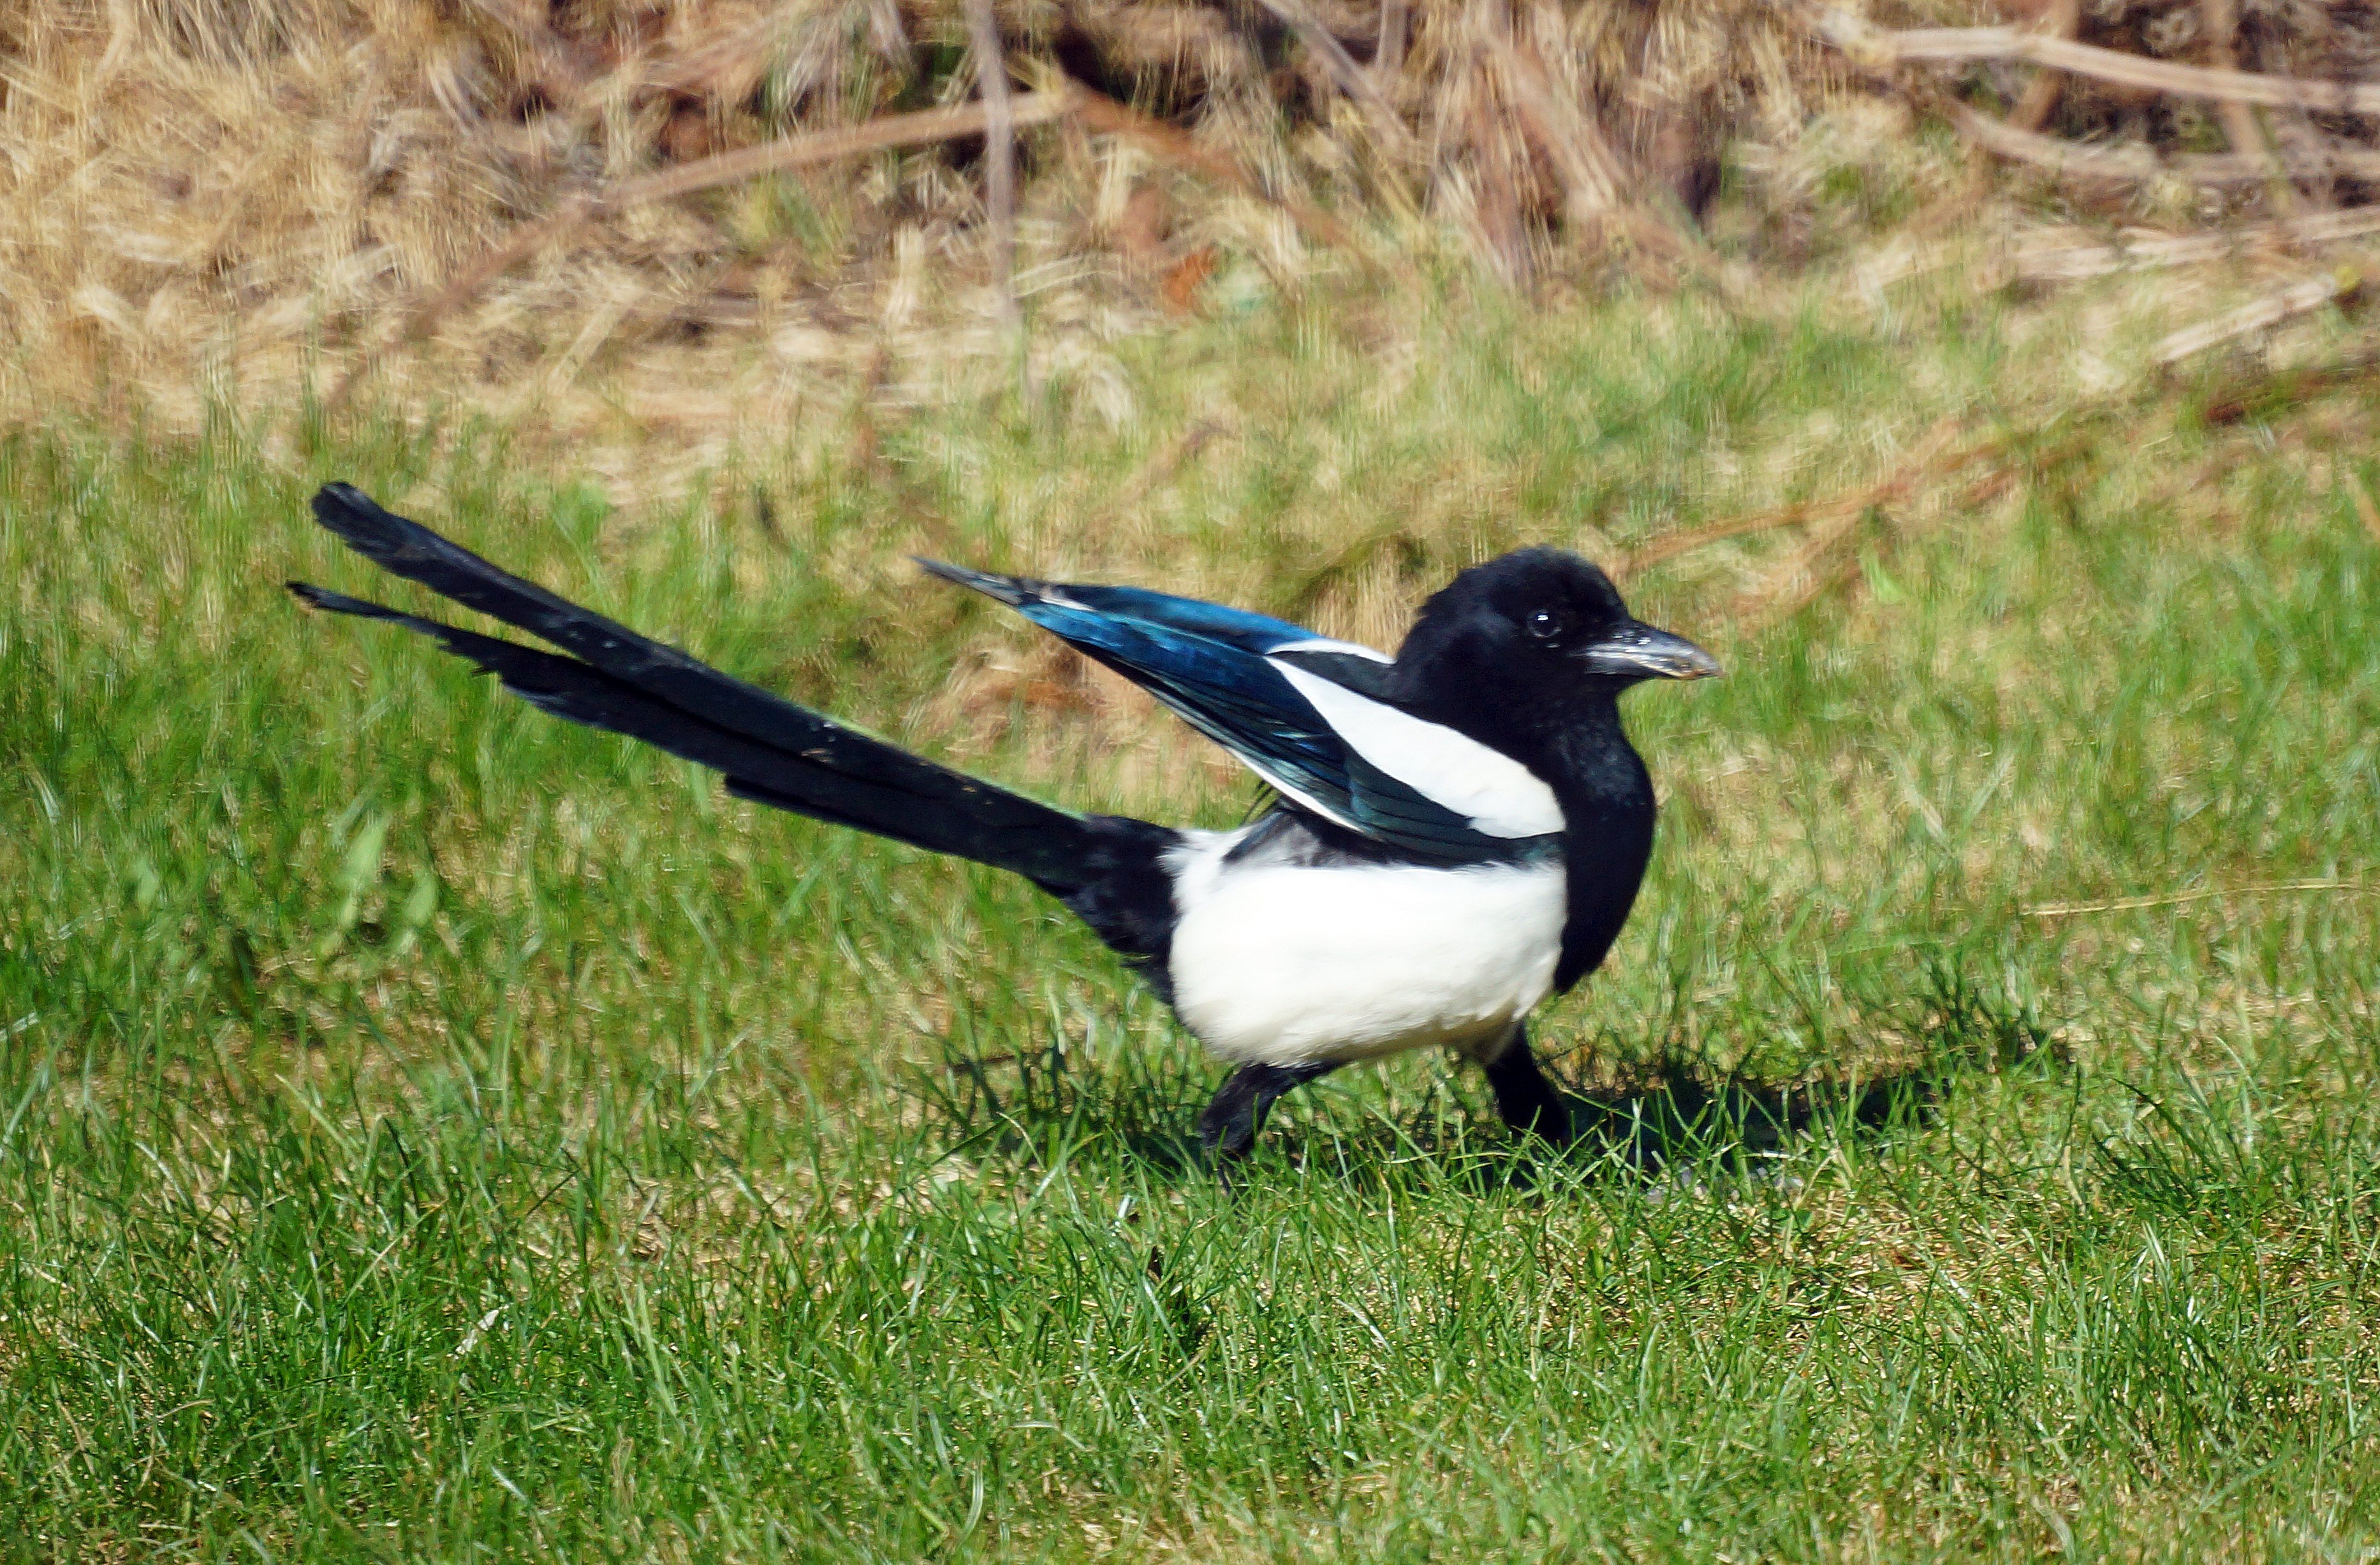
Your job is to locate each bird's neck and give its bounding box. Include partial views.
[1542,703,1657,991]
[1548,712,1656,885]
[1540,703,1654,819]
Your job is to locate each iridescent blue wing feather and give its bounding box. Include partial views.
[919,561,1559,863]
[1022,582,1320,654]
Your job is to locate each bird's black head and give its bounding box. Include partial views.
[1391,547,1719,749]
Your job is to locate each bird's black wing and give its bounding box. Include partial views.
[921,561,1564,863]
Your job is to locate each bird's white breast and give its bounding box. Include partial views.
[1163,832,1566,1066]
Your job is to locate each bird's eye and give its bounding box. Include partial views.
[1525,609,1564,641]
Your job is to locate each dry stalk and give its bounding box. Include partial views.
[1377,0,1408,80]
[644,11,806,101]
[1710,417,2065,628]
[2006,0,2081,135]
[1953,107,2162,184]
[3,0,1837,425]
[1612,506,1818,579]
[324,75,1388,408]
[1731,504,1872,627]
[1083,420,1237,536]
[1951,106,2380,190]
[2022,879,2372,916]
[469,0,605,103]
[1255,0,1416,163]
[2196,348,2380,422]
[471,5,807,124]
[2197,0,2295,216]
[2347,470,2380,543]
[2150,267,2360,366]
[1616,415,1982,581]
[964,0,1021,335]
[1069,91,1370,263]
[1462,3,1535,290]
[607,88,1071,209]
[2254,34,2344,211]
[2011,206,2380,282]
[1484,31,1763,300]
[1808,6,2380,116]
[848,337,894,475]
[1480,33,1622,223]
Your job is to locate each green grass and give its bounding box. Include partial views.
[4,291,2379,1561]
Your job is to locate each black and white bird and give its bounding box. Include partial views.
[290,484,1719,1160]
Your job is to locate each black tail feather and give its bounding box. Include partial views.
[290,489,1182,968]
[309,484,1045,820]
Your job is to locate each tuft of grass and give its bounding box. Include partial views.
[3,290,2379,1560]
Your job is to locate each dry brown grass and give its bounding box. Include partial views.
[12,0,2380,481]
[0,0,1901,443]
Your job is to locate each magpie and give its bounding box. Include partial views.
[288,483,1719,1160]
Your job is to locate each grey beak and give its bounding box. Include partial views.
[1580,622,1724,682]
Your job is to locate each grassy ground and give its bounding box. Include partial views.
[4,288,2379,1561]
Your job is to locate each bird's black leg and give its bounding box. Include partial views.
[1198,1061,1339,1163]
[1481,1024,1572,1143]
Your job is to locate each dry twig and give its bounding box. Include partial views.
[1376,0,1408,80]
[2198,0,2295,215]
[1462,5,1535,289]
[1487,34,1761,298]
[2011,205,2380,281]
[2150,268,2360,365]
[1255,0,1416,160]
[1481,33,1623,223]
[2346,471,2380,543]
[2023,879,2371,916]
[1950,106,2380,189]
[964,0,1021,334]
[2006,0,2081,135]
[1808,6,2380,115]
[1730,504,1873,627]
[1616,415,1981,581]
[1071,90,1369,260]
[2196,349,2380,422]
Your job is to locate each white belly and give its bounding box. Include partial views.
[1163,834,1566,1066]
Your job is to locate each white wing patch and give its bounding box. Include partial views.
[1268,661,1566,838]
[1268,636,1393,663]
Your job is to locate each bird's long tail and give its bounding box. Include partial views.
[289,484,1179,961]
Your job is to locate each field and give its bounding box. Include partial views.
[4,282,2380,1560]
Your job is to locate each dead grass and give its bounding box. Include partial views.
[0,0,1927,441]
[14,0,2380,508]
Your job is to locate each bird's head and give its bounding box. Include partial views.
[1393,548,1719,742]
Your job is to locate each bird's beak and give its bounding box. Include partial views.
[1579,622,1724,682]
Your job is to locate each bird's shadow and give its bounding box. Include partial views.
[904,1040,1986,1190]
[1559,1068,1945,1172]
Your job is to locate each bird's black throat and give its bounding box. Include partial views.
[1543,703,1657,993]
